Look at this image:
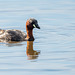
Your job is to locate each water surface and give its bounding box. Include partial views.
[0,0,75,75]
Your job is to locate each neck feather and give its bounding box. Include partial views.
[27,29,33,38]
[26,28,34,41]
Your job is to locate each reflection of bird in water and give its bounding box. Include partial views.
[26,41,40,60]
[0,18,40,42]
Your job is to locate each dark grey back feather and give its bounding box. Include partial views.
[3,30,27,42]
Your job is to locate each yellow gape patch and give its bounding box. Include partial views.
[33,24,36,28]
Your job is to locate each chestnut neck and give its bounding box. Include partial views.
[26,29,34,38]
[26,21,34,41]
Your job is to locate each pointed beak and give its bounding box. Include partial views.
[33,24,40,29]
[36,24,40,29]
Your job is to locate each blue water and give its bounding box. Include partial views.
[0,0,75,75]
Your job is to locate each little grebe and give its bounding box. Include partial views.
[0,18,40,42]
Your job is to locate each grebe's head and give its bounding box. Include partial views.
[26,18,40,30]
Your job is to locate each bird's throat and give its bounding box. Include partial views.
[26,29,34,41]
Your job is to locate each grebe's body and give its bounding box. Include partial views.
[0,29,26,42]
[0,18,40,42]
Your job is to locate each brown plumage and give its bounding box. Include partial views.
[0,18,40,42]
